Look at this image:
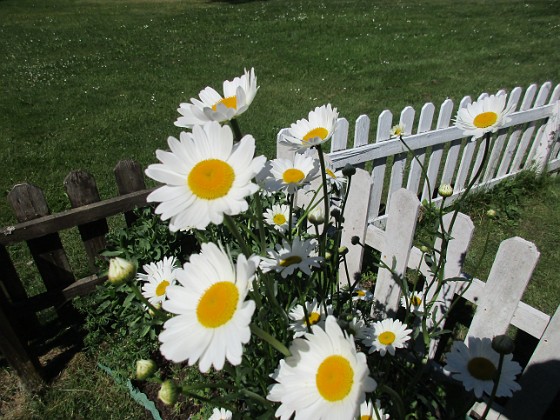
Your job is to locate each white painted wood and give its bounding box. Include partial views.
[407,102,435,194]
[331,117,349,153]
[422,99,454,201]
[524,124,547,169]
[276,128,296,160]
[503,305,560,420]
[466,237,540,340]
[387,107,415,213]
[353,115,370,148]
[367,110,392,222]
[373,189,420,316]
[339,168,372,286]
[469,136,489,184]
[427,212,475,358]
[510,85,539,172]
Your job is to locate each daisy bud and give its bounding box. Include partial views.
[492,335,515,355]
[158,380,178,406]
[487,209,497,219]
[308,206,326,225]
[351,236,360,245]
[107,257,136,286]
[135,359,157,380]
[338,246,349,256]
[342,163,356,177]
[330,207,341,221]
[324,252,332,260]
[420,245,430,253]
[438,184,453,198]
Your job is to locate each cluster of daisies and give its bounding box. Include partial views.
[106,68,522,419]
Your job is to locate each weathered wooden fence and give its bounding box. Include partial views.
[278,82,560,227]
[0,160,153,390]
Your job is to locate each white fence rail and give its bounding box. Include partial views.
[277,82,560,227]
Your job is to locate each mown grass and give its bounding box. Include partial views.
[1,0,559,418]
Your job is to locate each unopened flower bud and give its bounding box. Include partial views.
[492,335,515,355]
[108,257,136,286]
[136,359,157,380]
[324,252,332,260]
[330,208,341,220]
[487,209,497,219]
[338,246,349,256]
[420,245,430,253]
[308,206,326,225]
[438,184,453,198]
[342,164,356,177]
[158,380,178,405]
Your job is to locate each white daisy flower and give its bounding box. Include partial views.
[444,336,522,399]
[282,104,339,151]
[288,299,333,338]
[159,242,257,372]
[267,316,377,420]
[266,153,319,194]
[359,399,390,420]
[138,256,179,305]
[263,204,292,233]
[260,237,323,278]
[365,318,412,357]
[389,122,405,138]
[346,316,372,342]
[400,291,424,316]
[175,68,258,128]
[455,94,513,140]
[325,166,347,194]
[209,407,233,420]
[145,122,266,231]
[352,287,373,302]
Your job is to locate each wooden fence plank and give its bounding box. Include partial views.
[353,115,370,148]
[373,189,420,316]
[467,237,540,340]
[503,305,560,420]
[64,171,108,272]
[331,117,349,152]
[367,110,392,222]
[387,107,414,213]
[114,160,147,226]
[407,102,434,194]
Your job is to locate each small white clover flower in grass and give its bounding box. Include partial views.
[260,237,323,278]
[137,256,179,305]
[209,407,233,420]
[267,316,377,420]
[400,291,424,316]
[288,299,333,338]
[359,399,390,420]
[145,122,266,231]
[107,257,136,286]
[365,318,412,357]
[159,242,257,372]
[263,204,291,233]
[455,94,514,140]
[267,153,319,194]
[283,104,339,150]
[390,122,405,138]
[175,68,258,128]
[444,336,522,399]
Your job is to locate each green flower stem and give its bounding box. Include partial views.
[379,384,406,419]
[480,353,505,420]
[224,214,252,258]
[229,118,243,142]
[253,193,267,254]
[241,389,272,407]
[316,145,331,250]
[129,282,168,322]
[250,324,291,357]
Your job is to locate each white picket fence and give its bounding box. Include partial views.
[275,82,560,418]
[277,82,560,227]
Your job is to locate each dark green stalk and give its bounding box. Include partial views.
[229,118,243,142]
[224,214,252,258]
[480,353,505,420]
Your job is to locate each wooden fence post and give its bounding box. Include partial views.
[373,189,420,316]
[114,160,148,226]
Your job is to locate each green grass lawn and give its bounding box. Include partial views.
[1,0,559,417]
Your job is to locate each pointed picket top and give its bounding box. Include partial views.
[354,115,370,148]
[276,128,295,161]
[376,110,393,143]
[407,102,435,194]
[331,117,349,153]
[550,83,560,103]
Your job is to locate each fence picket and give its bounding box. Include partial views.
[114,160,147,226]
[510,85,539,171]
[367,110,392,222]
[467,237,540,340]
[406,102,434,194]
[353,115,370,148]
[387,106,414,212]
[331,117,349,152]
[64,170,108,272]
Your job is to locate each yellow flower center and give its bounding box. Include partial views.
[196,281,239,328]
[316,355,354,402]
[155,280,170,297]
[212,96,237,111]
[326,168,336,178]
[306,311,321,326]
[188,159,235,200]
[279,255,302,267]
[282,168,305,184]
[473,111,498,128]
[378,331,396,345]
[303,127,329,142]
[357,290,366,297]
[273,213,287,225]
[467,357,497,381]
[411,296,422,306]
[361,416,373,420]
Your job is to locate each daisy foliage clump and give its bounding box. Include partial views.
[104,70,522,419]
